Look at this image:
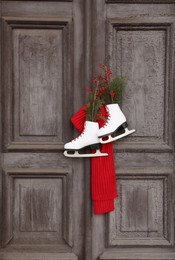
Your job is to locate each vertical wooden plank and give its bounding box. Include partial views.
[0,0,2,248]
[2,18,13,150]
[83,0,93,259]
[147,180,163,235]
[72,0,86,259]
[73,0,85,110]
[2,172,14,247]
[91,1,106,260]
[92,0,106,71]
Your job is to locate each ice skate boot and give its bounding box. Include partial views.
[64,121,108,157]
[98,104,135,144]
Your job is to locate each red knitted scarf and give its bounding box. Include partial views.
[71,105,118,214]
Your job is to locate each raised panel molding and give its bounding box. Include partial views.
[106,0,175,3]
[2,167,73,248]
[3,0,72,1]
[0,252,78,260]
[2,17,73,151]
[107,167,173,247]
[100,250,175,260]
[106,18,174,152]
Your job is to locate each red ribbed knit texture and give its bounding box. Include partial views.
[71,105,118,214]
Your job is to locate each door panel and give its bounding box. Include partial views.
[2,16,72,150]
[106,17,173,152]
[3,168,72,246]
[92,1,175,260]
[0,1,85,259]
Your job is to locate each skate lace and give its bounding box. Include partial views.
[102,115,111,128]
[102,107,111,128]
[71,128,85,142]
[101,106,111,128]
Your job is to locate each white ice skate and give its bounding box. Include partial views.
[64,121,108,157]
[98,104,135,144]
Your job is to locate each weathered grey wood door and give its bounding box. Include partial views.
[1,1,175,260]
[91,1,175,260]
[0,0,87,259]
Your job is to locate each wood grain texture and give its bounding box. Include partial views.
[4,0,72,1]
[2,16,73,150]
[100,249,175,260]
[91,1,175,259]
[106,0,175,3]
[14,29,62,137]
[3,0,72,1]
[0,0,3,248]
[2,3,72,17]
[0,252,78,260]
[106,5,175,20]
[2,168,73,247]
[106,18,174,152]
[1,1,175,259]
[91,2,107,260]
[107,169,172,246]
[14,179,62,243]
[19,182,60,232]
[115,153,174,169]
[116,30,165,138]
[1,1,85,259]
[120,179,163,232]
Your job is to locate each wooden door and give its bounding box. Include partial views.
[0,0,87,259]
[1,1,175,260]
[91,1,175,260]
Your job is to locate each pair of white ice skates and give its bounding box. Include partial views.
[64,104,135,157]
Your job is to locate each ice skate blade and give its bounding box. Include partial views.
[100,128,135,144]
[64,150,108,158]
